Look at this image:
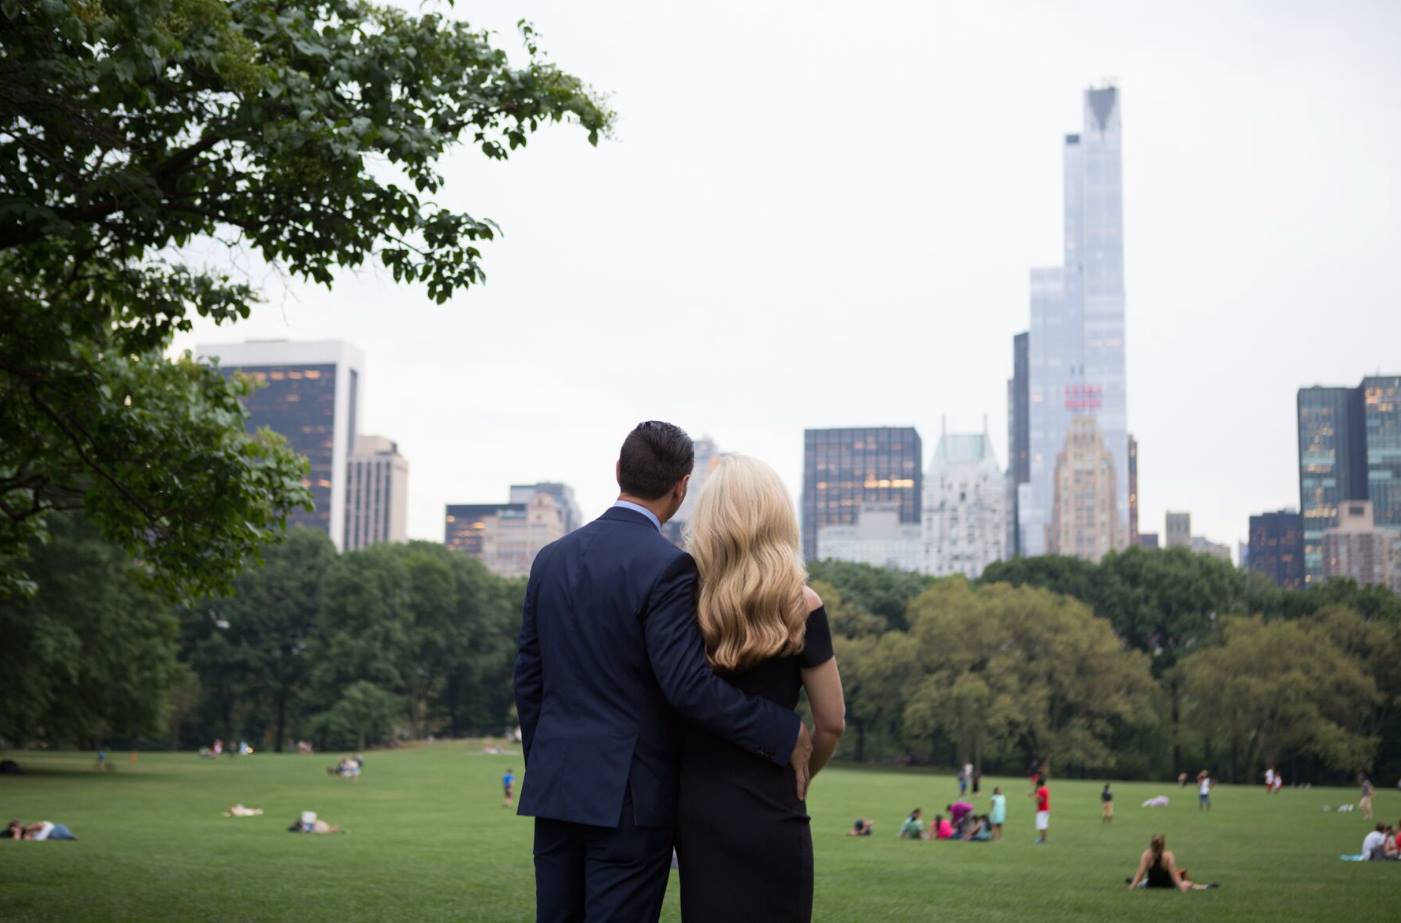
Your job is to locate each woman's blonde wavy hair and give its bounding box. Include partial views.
[688,454,807,671]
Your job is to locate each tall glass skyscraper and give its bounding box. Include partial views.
[1006,332,1030,556]
[1297,376,1401,583]
[1297,385,1367,582]
[802,427,922,562]
[197,339,364,551]
[1018,85,1129,560]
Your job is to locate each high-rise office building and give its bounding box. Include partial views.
[445,503,518,556]
[1165,511,1191,549]
[923,430,1006,578]
[1190,535,1232,563]
[344,435,408,551]
[666,435,722,547]
[1048,416,1122,560]
[1296,377,1401,584]
[1297,385,1367,583]
[802,427,922,562]
[1007,332,1030,556]
[1128,435,1139,545]
[1017,85,1129,561]
[1248,510,1304,589]
[444,492,566,578]
[1322,500,1396,590]
[509,482,582,534]
[197,339,364,551]
[817,502,923,573]
[1138,533,1160,549]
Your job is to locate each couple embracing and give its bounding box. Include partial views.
[514,421,845,921]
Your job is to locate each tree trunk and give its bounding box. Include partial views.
[273,692,287,755]
[1170,676,1182,775]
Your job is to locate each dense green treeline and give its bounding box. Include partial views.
[1,521,522,752]
[809,549,1401,783]
[4,524,1398,786]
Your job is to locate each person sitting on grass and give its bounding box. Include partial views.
[964,814,992,842]
[1361,824,1387,860]
[899,808,925,840]
[1128,834,1216,891]
[931,814,954,840]
[4,819,77,841]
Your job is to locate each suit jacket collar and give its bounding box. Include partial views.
[601,506,662,531]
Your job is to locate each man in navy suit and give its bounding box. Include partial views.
[514,421,812,922]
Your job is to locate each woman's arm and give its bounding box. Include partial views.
[1128,851,1150,889]
[801,658,845,777]
[1163,852,1191,892]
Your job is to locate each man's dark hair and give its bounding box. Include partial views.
[618,421,694,500]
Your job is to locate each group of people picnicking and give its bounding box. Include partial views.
[327,754,364,781]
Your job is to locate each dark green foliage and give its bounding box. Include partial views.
[0,514,180,745]
[806,559,934,632]
[0,0,611,599]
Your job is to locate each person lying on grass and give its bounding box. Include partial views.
[288,811,343,834]
[1128,834,1216,891]
[4,820,77,841]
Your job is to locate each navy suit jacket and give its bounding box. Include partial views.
[513,506,800,828]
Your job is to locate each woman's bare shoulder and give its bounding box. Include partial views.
[802,585,823,612]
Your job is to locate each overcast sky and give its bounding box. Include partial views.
[174,0,1401,554]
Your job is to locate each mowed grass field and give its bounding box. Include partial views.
[0,746,1395,922]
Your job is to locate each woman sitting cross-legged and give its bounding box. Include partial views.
[1128,834,1217,891]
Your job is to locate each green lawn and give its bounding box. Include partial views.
[0,746,1394,921]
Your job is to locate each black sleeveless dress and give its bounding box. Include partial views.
[675,606,834,922]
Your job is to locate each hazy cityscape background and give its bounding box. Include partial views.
[174,0,1401,561]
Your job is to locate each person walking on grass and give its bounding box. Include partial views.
[1359,773,1374,820]
[1031,777,1050,844]
[502,767,515,808]
[1102,783,1114,823]
[1197,771,1212,811]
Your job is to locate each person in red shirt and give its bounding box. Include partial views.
[1031,780,1050,844]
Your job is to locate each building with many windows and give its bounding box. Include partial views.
[665,435,722,547]
[444,492,567,578]
[1128,434,1140,545]
[1190,535,1232,563]
[802,427,922,562]
[1248,509,1304,589]
[344,435,408,551]
[1165,511,1191,549]
[1137,533,1160,549]
[923,431,1005,577]
[509,482,582,534]
[1297,376,1401,584]
[1016,85,1130,561]
[1047,416,1122,560]
[817,502,923,573]
[197,339,363,551]
[1323,500,1396,590]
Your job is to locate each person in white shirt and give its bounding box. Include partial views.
[1197,772,1212,811]
[1361,825,1387,861]
[1264,767,1274,793]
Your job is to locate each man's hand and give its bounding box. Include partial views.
[790,722,813,801]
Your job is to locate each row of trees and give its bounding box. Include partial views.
[811,549,1401,783]
[1,521,523,752]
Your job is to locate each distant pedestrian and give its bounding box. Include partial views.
[989,786,1006,840]
[1264,767,1275,793]
[1197,771,1212,811]
[1031,778,1050,844]
[1102,784,1114,823]
[502,768,516,807]
[958,764,969,797]
[972,768,982,794]
[94,750,107,771]
[1359,774,1374,820]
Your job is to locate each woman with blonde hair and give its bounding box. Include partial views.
[674,454,845,923]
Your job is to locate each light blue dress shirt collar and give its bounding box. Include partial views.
[612,499,662,532]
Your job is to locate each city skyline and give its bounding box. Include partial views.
[169,0,1401,549]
